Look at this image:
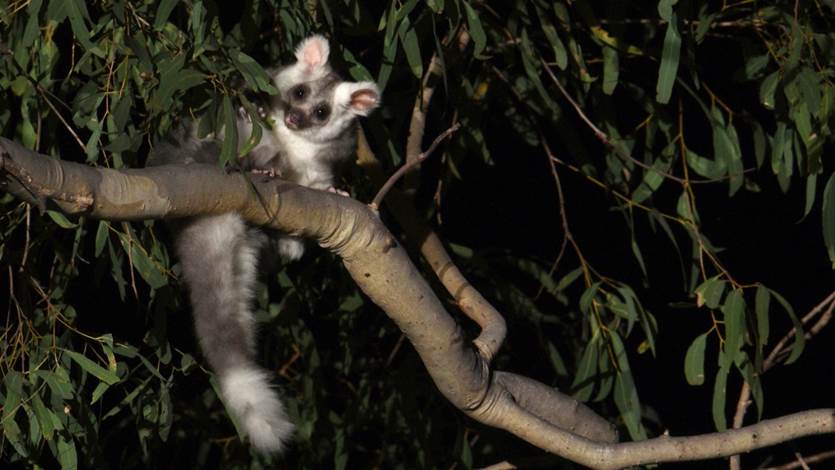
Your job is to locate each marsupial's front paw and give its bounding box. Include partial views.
[326,186,350,197]
[251,167,283,178]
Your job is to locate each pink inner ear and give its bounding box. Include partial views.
[303,47,322,68]
[302,41,325,70]
[350,89,378,111]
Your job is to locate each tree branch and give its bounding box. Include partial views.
[3,137,835,468]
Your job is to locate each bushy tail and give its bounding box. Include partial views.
[176,214,294,453]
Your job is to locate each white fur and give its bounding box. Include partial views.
[275,34,331,92]
[219,367,294,453]
[277,237,306,261]
[267,111,338,189]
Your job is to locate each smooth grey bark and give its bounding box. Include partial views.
[3,136,834,469]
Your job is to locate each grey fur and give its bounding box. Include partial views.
[147,35,379,453]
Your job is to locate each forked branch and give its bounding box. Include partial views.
[3,137,834,469]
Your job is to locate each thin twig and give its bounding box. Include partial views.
[763,449,835,470]
[370,123,460,210]
[730,290,835,470]
[540,134,574,285]
[385,333,406,367]
[35,85,86,152]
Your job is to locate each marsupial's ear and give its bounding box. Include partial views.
[294,34,330,75]
[271,34,332,93]
[334,81,380,117]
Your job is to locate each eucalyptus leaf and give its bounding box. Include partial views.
[656,12,680,104]
[684,332,708,386]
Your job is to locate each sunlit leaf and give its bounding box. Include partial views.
[64,350,120,385]
[721,289,745,362]
[94,220,110,257]
[712,359,730,431]
[47,210,79,229]
[759,71,780,109]
[695,276,726,309]
[684,332,708,385]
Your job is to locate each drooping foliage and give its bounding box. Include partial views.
[0,1,833,469]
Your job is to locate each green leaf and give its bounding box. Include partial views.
[57,434,78,470]
[579,282,601,315]
[759,71,780,109]
[686,149,726,180]
[233,52,278,94]
[117,234,167,289]
[713,123,743,196]
[65,0,97,54]
[220,95,238,166]
[399,19,423,79]
[237,118,263,158]
[797,66,821,115]
[712,359,730,431]
[426,0,444,13]
[571,341,598,401]
[695,276,726,309]
[22,0,44,50]
[823,173,835,268]
[632,147,674,204]
[35,369,74,399]
[721,289,745,364]
[556,267,584,291]
[657,0,677,21]
[771,122,793,192]
[754,285,770,348]
[547,342,568,377]
[149,55,204,112]
[602,46,620,95]
[656,12,680,104]
[537,5,568,70]
[594,349,614,402]
[154,0,179,29]
[47,210,78,229]
[725,123,744,196]
[94,221,109,257]
[768,289,805,363]
[611,332,647,440]
[463,1,488,59]
[802,174,817,219]
[91,382,111,405]
[31,394,55,439]
[64,350,120,385]
[684,332,707,385]
[2,371,27,457]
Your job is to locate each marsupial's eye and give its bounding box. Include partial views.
[313,104,330,121]
[291,85,307,100]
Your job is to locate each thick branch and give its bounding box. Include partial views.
[3,137,834,468]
